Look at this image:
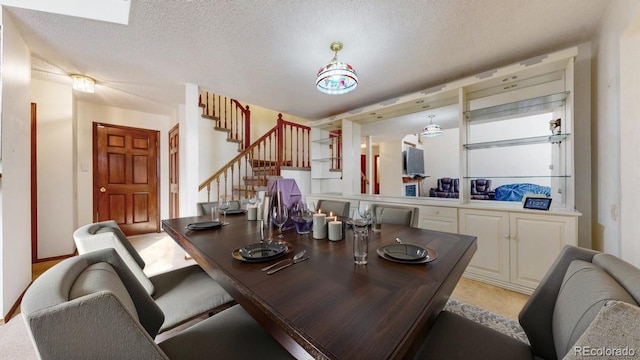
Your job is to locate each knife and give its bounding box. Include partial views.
[266,256,310,275]
[261,258,291,272]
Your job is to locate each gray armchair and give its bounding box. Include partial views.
[196,200,242,216]
[414,245,640,359]
[73,220,234,333]
[21,248,294,360]
[316,199,350,217]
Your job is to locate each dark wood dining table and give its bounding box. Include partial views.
[162,215,477,360]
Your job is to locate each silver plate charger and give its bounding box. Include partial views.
[185,221,223,231]
[377,245,438,264]
[232,241,292,262]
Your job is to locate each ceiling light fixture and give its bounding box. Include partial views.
[70,74,95,93]
[421,115,444,137]
[316,41,358,95]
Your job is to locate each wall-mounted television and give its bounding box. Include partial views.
[403,147,425,177]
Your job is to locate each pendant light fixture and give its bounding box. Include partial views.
[316,41,358,95]
[421,115,444,137]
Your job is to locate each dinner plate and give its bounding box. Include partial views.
[185,221,223,231]
[376,246,438,264]
[382,244,428,261]
[224,209,247,215]
[232,241,293,262]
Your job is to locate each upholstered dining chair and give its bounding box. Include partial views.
[316,199,351,217]
[371,204,417,227]
[22,248,295,360]
[196,200,241,216]
[73,220,234,333]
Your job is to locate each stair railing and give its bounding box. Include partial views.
[199,114,311,202]
[199,91,251,148]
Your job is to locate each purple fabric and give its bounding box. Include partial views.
[267,178,302,231]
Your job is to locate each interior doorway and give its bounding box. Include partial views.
[93,123,160,235]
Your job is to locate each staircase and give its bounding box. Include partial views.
[198,92,311,202]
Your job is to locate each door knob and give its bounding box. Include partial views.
[100,187,106,193]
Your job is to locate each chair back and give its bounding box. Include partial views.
[73,220,155,295]
[197,201,242,216]
[372,204,417,227]
[22,249,167,360]
[316,200,350,217]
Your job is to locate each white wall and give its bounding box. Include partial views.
[0,9,33,318]
[620,9,640,266]
[378,140,403,196]
[421,128,459,191]
[76,101,173,228]
[593,0,640,257]
[31,79,75,258]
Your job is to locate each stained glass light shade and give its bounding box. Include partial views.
[421,115,443,137]
[316,42,358,95]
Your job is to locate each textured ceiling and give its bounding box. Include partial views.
[3,0,610,130]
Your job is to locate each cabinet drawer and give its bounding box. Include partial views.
[419,206,457,218]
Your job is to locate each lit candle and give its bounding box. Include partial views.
[313,212,327,239]
[328,220,342,241]
[327,211,337,222]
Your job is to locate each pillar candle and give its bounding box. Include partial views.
[247,205,257,221]
[313,213,327,239]
[328,221,342,241]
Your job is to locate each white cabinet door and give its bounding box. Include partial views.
[459,209,510,282]
[509,212,577,289]
[418,206,458,233]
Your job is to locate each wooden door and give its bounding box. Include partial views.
[94,123,159,235]
[169,124,179,218]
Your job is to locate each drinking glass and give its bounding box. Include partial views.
[211,205,219,222]
[290,202,313,234]
[306,201,316,213]
[352,220,369,265]
[272,204,289,238]
[358,201,372,224]
[372,209,383,233]
[219,197,231,225]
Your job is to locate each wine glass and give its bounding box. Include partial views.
[272,204,289,238]
[219,197,231,225]
[358,201,372,224]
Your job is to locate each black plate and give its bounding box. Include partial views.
[232,241,293,262]
[224,209,247,215]
[377,246,438,264]
[185,221,223,231]
[382,244,428,261]
[239,242,287,260]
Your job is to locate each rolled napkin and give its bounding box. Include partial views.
[328,220,342,241]
[313,212,327,239]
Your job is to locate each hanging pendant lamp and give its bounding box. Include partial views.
[316,41,358,95]
[421,115,444,137]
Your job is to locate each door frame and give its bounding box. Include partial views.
[169,123,179,218]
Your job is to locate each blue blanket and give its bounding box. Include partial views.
[494,183,551,202]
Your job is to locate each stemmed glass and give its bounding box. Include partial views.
[272,204,289,238]
[219,197,231,225]
[358,201,372,224]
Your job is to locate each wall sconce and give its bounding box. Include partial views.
[70,74,95,93]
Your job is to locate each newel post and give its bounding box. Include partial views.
[276,113,284,175]
[244,105,251,149]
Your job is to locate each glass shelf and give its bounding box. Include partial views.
[313,136,341,145]
[465,91,570,121]
[312,157,342,162]
[464,133,570,150]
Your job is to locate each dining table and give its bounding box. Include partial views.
[162,214,477,360]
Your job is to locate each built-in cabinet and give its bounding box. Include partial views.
[417,205,457,233]
[308,46,583,295]
[459,208,577,294]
